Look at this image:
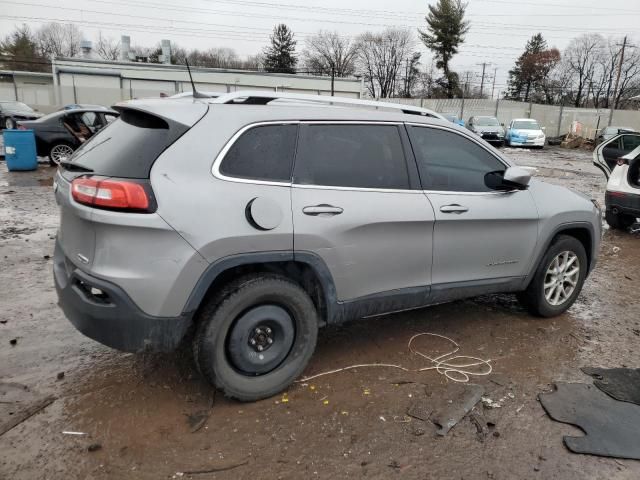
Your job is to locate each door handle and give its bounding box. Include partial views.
[302,204,344,216]
[440,204,469,214]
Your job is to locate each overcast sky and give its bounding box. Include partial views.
[1,0,638,95]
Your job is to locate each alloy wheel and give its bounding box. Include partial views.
[50,144,74,164]
[543,251,580,306]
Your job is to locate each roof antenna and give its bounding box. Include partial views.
[185,59,211,99]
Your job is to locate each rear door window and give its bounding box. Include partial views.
[293,124,410,189]
[219,124,297,182]
[408,126,506,192]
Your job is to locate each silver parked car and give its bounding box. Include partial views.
[53,92,601,401]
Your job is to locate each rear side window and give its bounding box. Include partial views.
[219,124,297,182]
[69,109,187,179]
[622,135,640,152]
[408,126,505,192]
[294,124,409,189]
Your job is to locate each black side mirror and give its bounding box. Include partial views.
[485,167,531,191]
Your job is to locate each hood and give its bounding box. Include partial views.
[5,109,42,118]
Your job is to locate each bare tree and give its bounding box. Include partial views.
[241,54,263,70]
[355,28,414,98]
[36,22,82,58]
[413,60,439,98]
[95,32,120,61]
[564,34,604,107]
[302,31,357,77]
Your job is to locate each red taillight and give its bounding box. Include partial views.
[617,157,629,166]
[71,176,153,212]
[608,191,626,198]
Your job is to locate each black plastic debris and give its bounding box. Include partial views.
[431,383,484,436]
[540,382,640,460]
[582,367,640,406]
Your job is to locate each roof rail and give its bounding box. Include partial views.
[210,91,445,120]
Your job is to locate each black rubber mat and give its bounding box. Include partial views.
[582,367,640,406]
[539,382,640,460]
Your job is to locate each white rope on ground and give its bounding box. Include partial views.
[296,332,492,384]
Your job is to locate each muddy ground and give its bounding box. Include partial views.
[1,147,639,480]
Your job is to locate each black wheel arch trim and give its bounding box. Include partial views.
[524,221,597,289]
[182,251,340,323]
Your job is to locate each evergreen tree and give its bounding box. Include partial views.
[264,24,297,74]
[507,33,559,102]
[0,24,49,72]
[418,0,469,98]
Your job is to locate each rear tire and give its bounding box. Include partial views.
[193,274,318,401]
[605,210,635,230]
[518,235,587,317]
[5,117,15,130]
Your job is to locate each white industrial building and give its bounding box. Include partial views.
[0,37,362,112]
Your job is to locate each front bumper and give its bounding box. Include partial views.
[479,133,504,144]
[509,136,545,147]
[53,240,192,352]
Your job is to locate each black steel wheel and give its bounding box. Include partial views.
[227,304,295,375]
[194,274,318,401]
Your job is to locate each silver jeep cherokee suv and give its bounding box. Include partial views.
[54,92,601,401]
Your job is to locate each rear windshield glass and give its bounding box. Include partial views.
[70,109,188,178]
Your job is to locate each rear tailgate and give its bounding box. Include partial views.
[55,169,97,269]
[55,99,207,274]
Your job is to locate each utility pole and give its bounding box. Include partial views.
[330,63,335,96]
[612,36,627,110]
[404,58,410,97]
[608,36,635,125]
[491,67,498,100]
[476,62,490,98]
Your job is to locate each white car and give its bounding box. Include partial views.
[593,133,640,229]
[505,118,546,149]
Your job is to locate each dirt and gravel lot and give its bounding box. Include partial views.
[1,147,639,480]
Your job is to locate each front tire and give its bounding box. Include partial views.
[518,235,587,317]
[49,143,75,166]
[5,117,15,129]
[194,275,318,401]
[605,210,635,230]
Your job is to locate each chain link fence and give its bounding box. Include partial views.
[383,98,640,139]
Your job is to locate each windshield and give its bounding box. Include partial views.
[475,117,500,126]
[512,120,540,130]
[1,101,33,112]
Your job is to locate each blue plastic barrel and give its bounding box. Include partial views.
[3,129,38,171]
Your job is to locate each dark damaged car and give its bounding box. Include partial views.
[0,101,43,129]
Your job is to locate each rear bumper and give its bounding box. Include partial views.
[53,240,192,353]
[605,191,640,218]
